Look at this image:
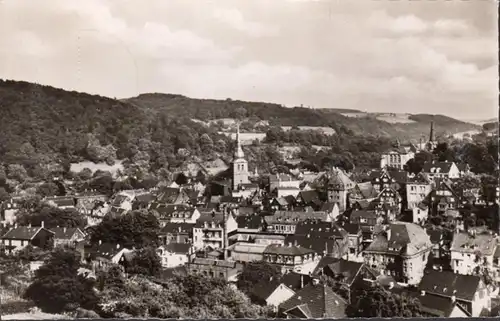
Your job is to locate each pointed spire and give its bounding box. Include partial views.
[234,123,244,159]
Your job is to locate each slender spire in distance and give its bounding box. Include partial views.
[234,122,244,159]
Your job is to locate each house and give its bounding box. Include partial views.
[74,192,109,216]
[450,227,497,276]
[186,258,242,282]
[319,202,340,222]
[428,179,461,214]
[412,202,429,225]
[84,241,133,272]
[0,223,55,255]
[192,210,238,250]
[279,279,347,318]
[43,196,77,210]
[406,173,432,210]
[277,186,301,198]
[339,222,363,257]
[226,242,268,263]
[158,222,194,245]
[320,167,355,212]
[349,182,378,205]
[369,168,407,194]
[426,227,451,270]
[375,187,402,214]
[363,222,433,285]
[156,243,194,268]
[251,281,296,310]
[263,244,319,274]
[295,190,322,210]
[1,197,23,224]
[312,257,375,302]
[422,160,460,181]
[419,270,495,317]
[264,210,332,234]
[349,209,383,242]
[379,144,416,170]
[150,204,200,226]
[269,197,293,211]
[269,174,301,193]
[50,227,86,248]
[287,220,349,259]
[131,192,155,210]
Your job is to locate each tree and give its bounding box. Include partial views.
[236,261,283,295]
[346,286,423,318]
[23,248,99,314]
[89,210,160,248]
[7,163,29,182]
[0,186,9,202]
[404,151,433,175]
[125,247,161,277]
[16,205,86,229]
[36,182,60,197]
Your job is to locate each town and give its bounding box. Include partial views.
[1,118,498,319]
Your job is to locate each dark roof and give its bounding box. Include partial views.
[280,283,346,318]
[220,196,242,204]
[312,258,364,286]
[419,270,481,302]
[351,182,378,200]
[195,211,230,227]
[111,194,129,207]
[427,228,443,244]
[1,226,54,240]
[294,220,348,239]
[320,202,338,212]
[156,266,188,280]
[340,222,360,234]
[297,190,321,205]
[408,292,465,317]
[236,215,264,229]
[150,204,197,220]
[284,235,339,255]
[281,271,312,291]
[265,211,330,224]
[160,222,195,234]
[264,244,316,256]
[350,209,378,222]
[164,242,192,254]
[251,280,282,301]
[91,243,127,260]
[156,187,181,203]
[366,222,432,256]
[49,227,84,240]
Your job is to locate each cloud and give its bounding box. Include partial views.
[0,0,495,119]
[213,8,277,37]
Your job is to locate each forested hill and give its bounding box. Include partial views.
[125,93,480,140]
[0,79,234,172]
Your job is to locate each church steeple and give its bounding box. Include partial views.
[429,121,434,142]
[234,123,244,159]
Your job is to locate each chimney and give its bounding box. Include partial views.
[312,278,319,286]
[116,244,120,249]
[300,274,304,288]
[28,223,32,228]
[451,295,456,302]
[389,282,395,289]
[14,223,18,228]
[420,290,426,296]
[386,227,391,240]
[99,240,102,245]
[63,227,67,233]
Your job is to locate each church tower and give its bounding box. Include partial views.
[426,121,437,152]
[232,124,249,190]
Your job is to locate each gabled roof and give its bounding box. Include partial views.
[156,187,181,203]
[422,161,456,174]
[195,211,232,227]
[324,168,354,191]
[251,280,283,301]
[350,209,378,222]
[1,226,55,240]
[280,283,347,318]
[91,243,128,260]
[281,271,312,291]
[150,204,197,220]
[450,230,496,256]
[297,190,321,205]
[320,202,338,213]
[312,257,364,286]
[351,182,378,200]
[419,270,480,302]
[49,227,84,240]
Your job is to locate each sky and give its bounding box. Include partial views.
[0,0,497,120]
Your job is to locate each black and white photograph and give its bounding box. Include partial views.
[0,0,498,319]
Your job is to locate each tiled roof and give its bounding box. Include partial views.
[340,222,360,235]
[320,202,338,213]
[365,222,432,256]
[297,190,321,205]
[350,209,378,221]
[195,211,230,227]
[450,230,496,256]
[408,292,465,317]
[227,242,268,254]
[294,220,347,238]
[351,182,378,200]
[1,226,54,240]
[280,283,347,318]
[407,173,431,184]
[156,187,181,203]
[285,235,339,255]
[150,204,197,220]
[264,244,316,256]
[91,243,127,260]
[419,270,480,302]
[49,227,83,240]
[251,280,282,301]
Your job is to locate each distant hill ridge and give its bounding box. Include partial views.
[125,93,480,141]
